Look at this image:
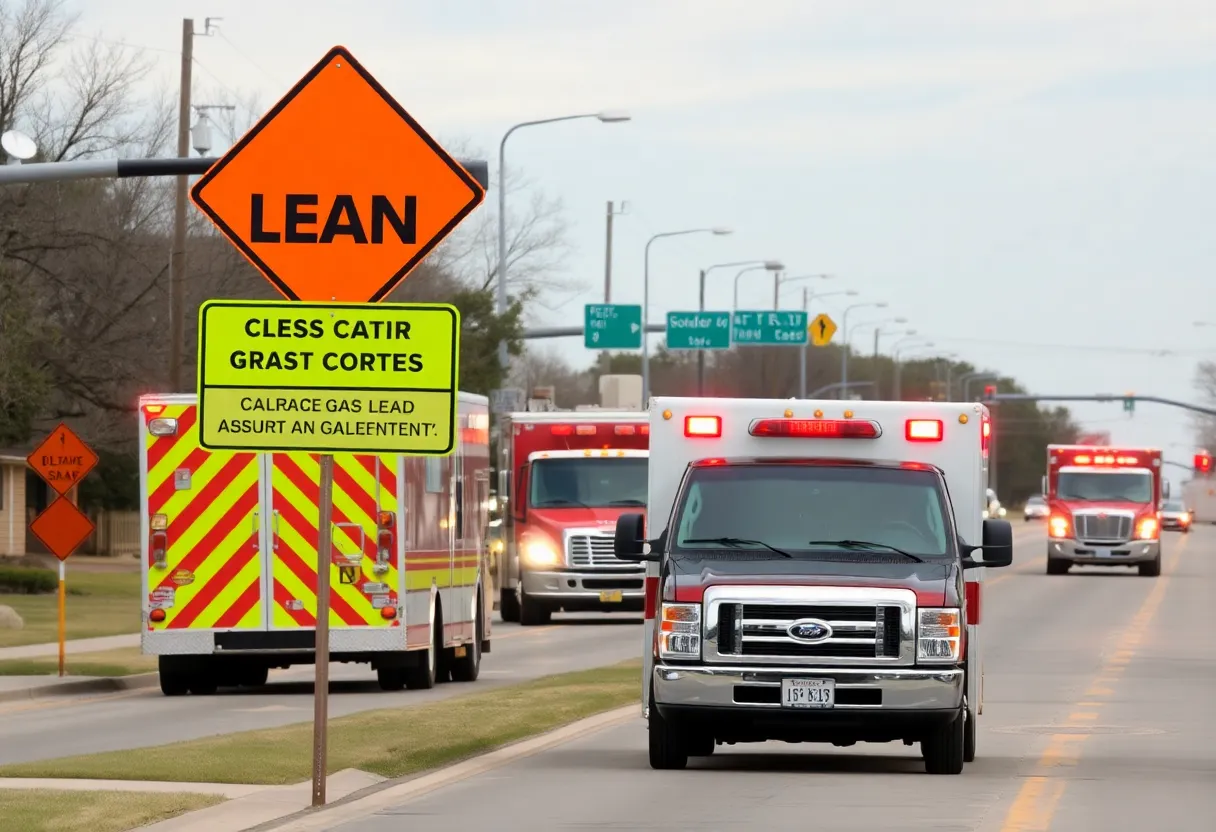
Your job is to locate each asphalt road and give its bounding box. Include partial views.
[313,523,1216,832]
[0,609,643,765]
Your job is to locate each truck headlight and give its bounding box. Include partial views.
[522,540,560,568]
[917,607,961,663]
[658,603,701,660]
[1048,515,1069,538]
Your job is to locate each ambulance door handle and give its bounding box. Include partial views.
[251,510,260,550]
[272,510,281,550]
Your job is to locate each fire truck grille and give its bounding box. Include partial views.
[1076,514,1132,541]
[713,604,903,661]
[567,534,638,570]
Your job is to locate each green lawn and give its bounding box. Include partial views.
[0,571,141,648]
[0,789,221,832]
[0,647,155,677]
[0,661,642,785]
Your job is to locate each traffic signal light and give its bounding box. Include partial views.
[1195,451,1212,474]
[983,384,996,401]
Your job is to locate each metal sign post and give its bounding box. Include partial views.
[312,454,335,805]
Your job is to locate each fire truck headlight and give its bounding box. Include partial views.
[1136,517,1158,540]
[522,540,560,568]
[658,603,701,660]
[917,608,961,663]
[1048,515,1069,538]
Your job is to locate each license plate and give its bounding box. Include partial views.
[599,590,623,603]
[1093,548,1112,557]
[780,678,836,709]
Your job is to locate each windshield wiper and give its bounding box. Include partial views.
[606,499,646,506]
[682,537,792,558]
[807,539,925,563]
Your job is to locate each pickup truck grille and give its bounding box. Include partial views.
[1075,513,1132,542]
[566,533,640,570]
[703,587,917,667]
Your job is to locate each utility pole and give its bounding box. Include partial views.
[696,269,708,395]
[603,201,627,302]
[168,18,194,393]
[168,16,218,392]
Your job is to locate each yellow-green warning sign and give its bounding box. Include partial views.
[197,300,460,454]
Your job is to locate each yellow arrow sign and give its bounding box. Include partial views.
[809,313,837,346]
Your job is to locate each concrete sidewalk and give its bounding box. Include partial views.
[0,633,139,661]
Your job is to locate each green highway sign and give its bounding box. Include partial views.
[666,311,732,350]
[731,310,809,345]
[584,304,642,349]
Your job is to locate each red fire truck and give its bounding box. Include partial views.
[498,410,649,625]
[1044,445,1166,576]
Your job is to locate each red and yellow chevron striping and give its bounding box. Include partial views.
[144,404,263,631]
[269,452,401,629]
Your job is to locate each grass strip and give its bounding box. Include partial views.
[0,660,641,785]
[0,571,141,648]
[0,789,223,832]
[0,647,156,677]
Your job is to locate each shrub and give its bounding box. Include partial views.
[0,566,57,594]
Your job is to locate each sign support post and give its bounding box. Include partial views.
[312,454,335,806]
[187,45,483,808]
[58,558,66,677]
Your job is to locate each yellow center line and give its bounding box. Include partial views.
[998,534,1187,831]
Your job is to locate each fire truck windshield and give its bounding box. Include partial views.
[671,464,952,558]
[529,457,648,509]
[1057,470,1152,502]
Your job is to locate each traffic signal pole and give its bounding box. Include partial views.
[982,393,1216,418]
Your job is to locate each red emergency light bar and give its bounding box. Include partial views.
[1072,453,1139,465]
[749,419,881,439]
[548,424,598,436]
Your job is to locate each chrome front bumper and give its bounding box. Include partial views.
[1049,537,1160,564]
[653,664,963,711]
[520,568,645,603]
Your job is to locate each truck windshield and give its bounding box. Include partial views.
[529,457,648,509]
[671,464,952,558]
[1057,471,1151,502]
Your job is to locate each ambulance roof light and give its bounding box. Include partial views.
[906,419,943,442]
[684,416,722,437]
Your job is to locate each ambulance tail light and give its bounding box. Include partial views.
[640,425,649,435]
[375,511,395,575]
[981,415,991,455]
[684,416,722,437]
[748,419,880,439]
[905,419,943,442]
[149,513,168,569]
[149,608,167,623]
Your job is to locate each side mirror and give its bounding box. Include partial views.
[962,519,1013,568]
[1162,480,1171,499]
[1041,475,1048,496]
[614,513,661,562]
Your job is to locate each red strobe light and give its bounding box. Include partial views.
[749,419,880,438]
[906,419,944,442]
[684,415,722,437]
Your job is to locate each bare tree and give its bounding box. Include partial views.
[1193,361,1216,449]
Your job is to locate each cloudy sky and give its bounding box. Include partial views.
[71,0,1216,488]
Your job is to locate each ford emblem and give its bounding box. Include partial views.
[787,619,833,642]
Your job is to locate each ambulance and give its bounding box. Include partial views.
[138,392,493,696]
[498,410,649,625]
[613,397,1013,774]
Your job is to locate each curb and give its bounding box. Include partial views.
[0,672,158,704]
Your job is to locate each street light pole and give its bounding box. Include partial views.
[643,227,732,404]
[891,339,933,399]
[696,260,780,396]
[792,288,857,398]
[495,111,631,374]
[840,301,888,398]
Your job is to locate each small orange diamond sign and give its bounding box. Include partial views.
[27,423,99,496]
[30,497,95,561]
[190,45,485,303]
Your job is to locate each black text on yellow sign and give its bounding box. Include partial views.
[197,300,460,455]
